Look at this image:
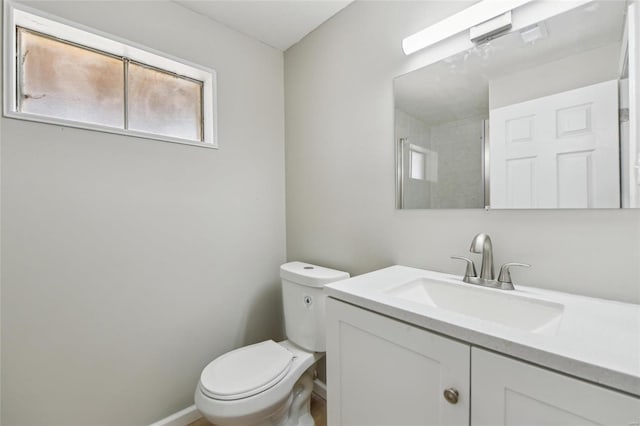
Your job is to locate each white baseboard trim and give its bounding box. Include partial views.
[148,404,202,426]
[313,378,327,400]
[150,381,325,426]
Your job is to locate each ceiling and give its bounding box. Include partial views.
[174,0,353,51]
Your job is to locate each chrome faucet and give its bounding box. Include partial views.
[451,233,530,290]
[469,233,494,281]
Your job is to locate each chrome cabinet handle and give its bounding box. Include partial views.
[450,256,477,282]
[443,388,459,404]
[497,262,531,289]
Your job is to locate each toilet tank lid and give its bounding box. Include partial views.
[280,262,350,288]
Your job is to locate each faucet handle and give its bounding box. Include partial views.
[497,262,531,290]
[451,256,477,282]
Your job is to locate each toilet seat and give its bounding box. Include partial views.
[200,340,294,401]
[195,340,323,426]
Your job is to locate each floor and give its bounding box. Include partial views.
[310,394,327,426]
[188,394,327,426]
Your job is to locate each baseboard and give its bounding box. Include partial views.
[313,378,327,400]
[150,381,325,426]
[148,405,202,426]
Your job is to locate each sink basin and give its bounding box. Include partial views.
[385,277,564,335]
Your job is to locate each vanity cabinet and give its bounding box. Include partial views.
[326,298,640,426]
[472,348,640,426]
[326,298,470,426]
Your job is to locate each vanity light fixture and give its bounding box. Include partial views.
[402,0,534,55]
[469,11,512,43]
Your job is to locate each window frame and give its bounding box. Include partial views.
[3,0,218,149]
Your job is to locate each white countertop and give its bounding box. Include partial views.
[325,265,640,397]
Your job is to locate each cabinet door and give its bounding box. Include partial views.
[326,298,470,426]
[472,348,640,426]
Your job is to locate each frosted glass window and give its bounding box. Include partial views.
[410,150,426,180]
[127,62,203,141]
[8,7,215,147]
[18,28,125,128]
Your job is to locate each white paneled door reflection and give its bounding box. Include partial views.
[490,80,620,208]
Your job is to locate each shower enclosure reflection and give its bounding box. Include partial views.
[395,115,487,209]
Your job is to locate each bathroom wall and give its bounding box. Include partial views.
[429,116,485,208]
[489,43,620,109]
[1,1,285,425]
[284,1,640,303]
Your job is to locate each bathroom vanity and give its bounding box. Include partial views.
[324,266,640,425]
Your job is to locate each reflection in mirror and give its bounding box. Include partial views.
[394,1,637,209]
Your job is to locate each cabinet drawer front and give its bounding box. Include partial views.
[327,298,470,426]
[472,348,640,426]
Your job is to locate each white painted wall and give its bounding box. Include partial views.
[1,1,285,425]
[489,43,620,109]
[284,1,640,304]
[633,1,640,206]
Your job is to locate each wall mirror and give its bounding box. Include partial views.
[394,1,639,209]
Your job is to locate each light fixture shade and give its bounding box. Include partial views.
[401,0,534,56]
[469,11,512,43]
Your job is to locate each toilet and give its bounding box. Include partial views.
[195,262,349,426]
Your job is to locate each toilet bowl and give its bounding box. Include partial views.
[195,340,322,426]
[195,262,349,426]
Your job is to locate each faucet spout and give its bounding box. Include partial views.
[469,233,494,281]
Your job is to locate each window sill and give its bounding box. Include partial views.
[3,110,219,149]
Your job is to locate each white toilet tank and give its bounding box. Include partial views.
[280,262,349,352]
